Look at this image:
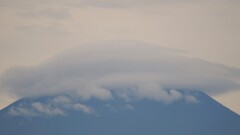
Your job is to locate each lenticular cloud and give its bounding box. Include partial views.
[1,41,240,103]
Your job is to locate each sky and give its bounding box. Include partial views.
[0,0,240,114]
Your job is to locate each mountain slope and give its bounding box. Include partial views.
[0,91,239,135]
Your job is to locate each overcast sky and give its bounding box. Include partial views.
[0,0,240,114]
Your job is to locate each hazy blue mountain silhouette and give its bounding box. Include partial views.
[0,91,240,135]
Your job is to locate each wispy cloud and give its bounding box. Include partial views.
[17,8,71,20]
[0,0,200,9]
[184,95,199,104]
[73,103,93,114]
[8,95,94,117]
[9,106,38,117]
[31,102,65,116]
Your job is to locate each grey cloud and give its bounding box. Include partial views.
[1,41,240,104]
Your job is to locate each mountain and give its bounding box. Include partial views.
[0,91,239,135]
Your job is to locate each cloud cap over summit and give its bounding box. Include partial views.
[1,41,240,102]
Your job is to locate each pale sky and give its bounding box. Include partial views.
[0,0,240,114]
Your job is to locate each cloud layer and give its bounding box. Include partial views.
[1,41,240,104]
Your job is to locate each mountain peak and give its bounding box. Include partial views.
[0,91,239,135]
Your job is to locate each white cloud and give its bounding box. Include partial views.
[31,102,65,116]
[76,84,113,100]
[8,102,66,117]
[184,95,199,104]
[1,41,240,104]
[52,95,72,104]
[73,103,93,114]
[7,96,95,117]
[104,103,134,111]
[9,106,37,117]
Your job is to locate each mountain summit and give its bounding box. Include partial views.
[0,91,239,135]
